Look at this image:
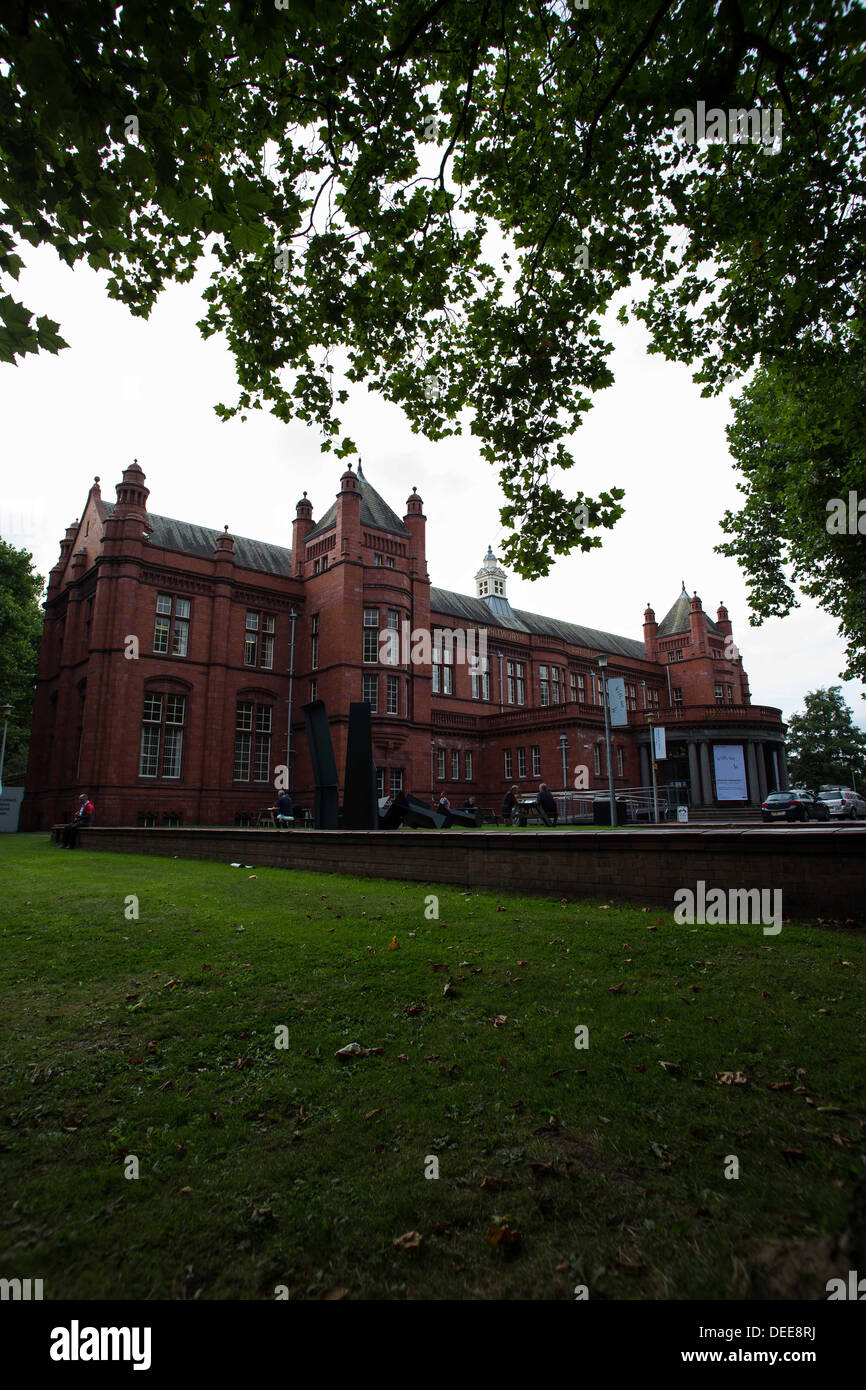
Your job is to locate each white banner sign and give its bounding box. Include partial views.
[653,726,666,760]
[713,744,748,801]
[0,788,23,833]
[607,677,627,726]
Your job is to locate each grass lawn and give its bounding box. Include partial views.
[1,833,863,1301]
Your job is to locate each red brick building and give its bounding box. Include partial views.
[23,459,788,828]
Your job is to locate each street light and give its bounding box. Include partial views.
[0,703,11,796]
[286,610,297,791]
[838,750,858,793]
[597,656,617,828]
[641,679,659,823]
[559,732,568,791]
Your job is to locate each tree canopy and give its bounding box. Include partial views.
[718,342,866,683]
[0,539,44,785]
[785,685,866,788]
[1,0,864,580]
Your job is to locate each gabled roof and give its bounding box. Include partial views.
[657,587,722,638]
[101,503,293,577]
[306,463,410,541]
[430,587,646,660]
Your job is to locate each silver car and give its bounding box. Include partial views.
[817,787,866,820]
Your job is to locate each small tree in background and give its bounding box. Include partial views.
[0,539,44,785]
[785,687,866,791]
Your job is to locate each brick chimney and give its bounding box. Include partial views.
[403,486,427,576]
[335,461,361,560]
[643,602,657,662]
[292,491,314,577]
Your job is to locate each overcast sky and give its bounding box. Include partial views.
[2,242,863,730]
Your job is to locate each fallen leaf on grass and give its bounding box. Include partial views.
[365,1108,382,1120]
[608,982,625,993]
[659,1061,680,1074]
[393,1231,424,1253]
[442,981,456,998]
[481,1175,510,1191]
[487,1222,521,1249]
[716,1071,748,1086]
[388,936,399,950]
[781,1148,806,1161]
[335,1043,363,1060]
[489,1015,507,1027]
[832,1134,856,1150]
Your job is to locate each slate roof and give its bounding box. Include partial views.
[430,587,646,660]
[101,502,294,577]
[306,463,410,541]
[657,588,722,637]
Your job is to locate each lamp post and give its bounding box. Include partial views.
[839,751,858,793]
[559,732,568,790]
[0,703,11,796]
[430,738,435,801]
[597,656,617,827]
[642,680,659,823]
[286,609,297,791]
[497,650,504,713]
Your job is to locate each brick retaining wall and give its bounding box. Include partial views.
[72,825,865,919]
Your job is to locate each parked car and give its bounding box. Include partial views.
[761,789,829,822]
[817,787,866,820]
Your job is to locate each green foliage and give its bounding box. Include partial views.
[1,2,863,577]
[0,540,44,783]
[718,344,866,683]
[785,686,866,787]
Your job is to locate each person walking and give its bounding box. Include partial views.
[536,782,558,827]
[62,793,94,848]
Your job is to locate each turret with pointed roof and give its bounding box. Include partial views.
[306,460,410,543]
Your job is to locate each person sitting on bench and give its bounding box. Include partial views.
[275,792,295,827]
[62,794,94,847]
[536,782,558,827]
[501,784,522,826]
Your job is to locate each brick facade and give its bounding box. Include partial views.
[23,461,788,829]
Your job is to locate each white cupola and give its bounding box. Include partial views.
[475,545,508,599]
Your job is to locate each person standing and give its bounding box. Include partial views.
[536,782,558,827]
